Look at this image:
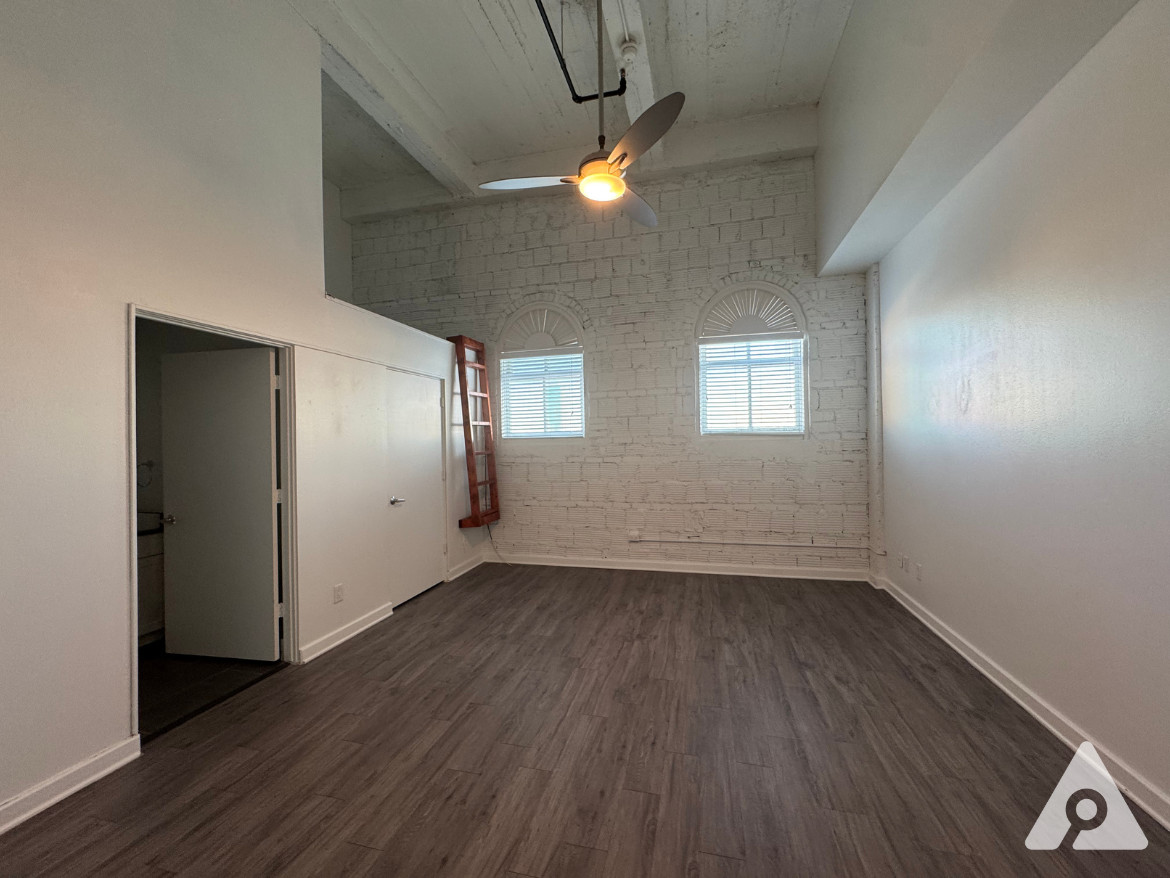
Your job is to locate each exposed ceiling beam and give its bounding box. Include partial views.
[601,0,658,157]
[288,0,480,198]
[339,104,817,222]
[476,104,816,185]
[652,105,817,176]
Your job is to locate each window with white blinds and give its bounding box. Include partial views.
[500,352,585,438]
[699,338,805,434]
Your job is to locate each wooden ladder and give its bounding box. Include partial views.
[448,335,500,528]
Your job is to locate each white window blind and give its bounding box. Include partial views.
[500,352,585,438]
[699,338,805,434]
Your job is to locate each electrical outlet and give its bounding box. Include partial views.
[915,563,923,582]
[899,554,908,570]
[333,583,344,604]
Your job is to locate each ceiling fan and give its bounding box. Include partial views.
[479,0,685,228]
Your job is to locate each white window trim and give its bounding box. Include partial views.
[695,282,811,438]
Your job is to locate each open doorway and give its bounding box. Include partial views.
[133,315,292,741]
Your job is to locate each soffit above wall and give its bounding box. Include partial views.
[816,0,1139,276]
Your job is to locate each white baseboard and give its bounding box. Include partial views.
[446,554,485,582]
[871,574,1170,833]
[297,599,395,663]
[494,552,869,582]
[0,736,139,836]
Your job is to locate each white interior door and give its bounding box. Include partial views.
[384,368,446,606]
[161,348,280,661]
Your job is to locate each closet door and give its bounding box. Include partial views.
[383,368,446,606]
[293,348,447,650]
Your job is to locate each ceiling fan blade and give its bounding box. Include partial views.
[606,92,686,171]
[479,176,572,191]
[621,188,657,228]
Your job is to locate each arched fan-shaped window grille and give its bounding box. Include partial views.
[499,304,585,438]
[696,283,808,435]
[698,285,805,340]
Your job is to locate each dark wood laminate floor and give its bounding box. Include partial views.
[2,564,1168,877]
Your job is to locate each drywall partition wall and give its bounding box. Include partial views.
[352,158,871,576]
[0,0,480,832]
[878,0,1170,824]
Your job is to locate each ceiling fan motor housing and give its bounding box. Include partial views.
[578,150,621,177]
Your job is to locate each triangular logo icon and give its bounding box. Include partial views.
[1025,742,1148,850]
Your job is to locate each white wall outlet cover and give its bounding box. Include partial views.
[333,583,344,603]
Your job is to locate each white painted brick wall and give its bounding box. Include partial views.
[350,157,870,572]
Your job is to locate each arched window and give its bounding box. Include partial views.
[696,282,808,435]
[499,304,585,438]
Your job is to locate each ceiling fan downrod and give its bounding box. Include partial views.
[597,0,605,150]
[477,1,686,228]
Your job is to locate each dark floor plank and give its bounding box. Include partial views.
[600,788,659,878]
[538,842,608,878]
[649,752,704,878]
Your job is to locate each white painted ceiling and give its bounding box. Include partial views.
[344,0,631,164]
[645,0,855,119]
[314,0,854,216]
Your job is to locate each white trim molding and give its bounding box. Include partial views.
[871,574,1170,833]
[494,553,869,582]
[446,554,486,583]
[0,737,140,836]
[297,600,395,663]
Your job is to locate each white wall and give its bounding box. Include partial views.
[878,0,1170,824]
[323,179,354,301]
[351,159,871,575]
[0,0,477,830]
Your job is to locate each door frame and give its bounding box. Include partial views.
[126,306,300,737]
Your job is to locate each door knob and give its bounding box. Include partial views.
[389,497,407,506]
[161,514,177,525]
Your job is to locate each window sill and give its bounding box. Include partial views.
[699,431,808,438]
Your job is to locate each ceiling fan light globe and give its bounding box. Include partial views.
[579,173,626,202]
[577,157,626,202]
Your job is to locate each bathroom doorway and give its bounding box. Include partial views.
[133,313,293,741]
